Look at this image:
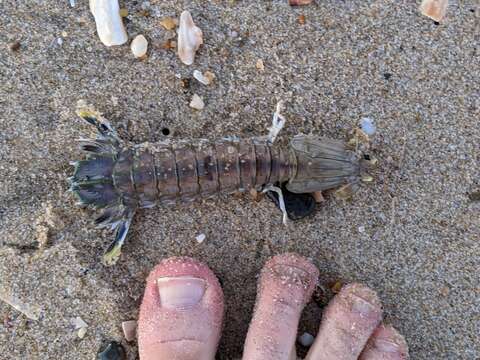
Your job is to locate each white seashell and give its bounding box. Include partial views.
[419,0,448,22]
[360,117,376,136]
[177,11,203,65]
[71,316,88,329]
[193,70,215,85]
[89,0,128,46]
[77,327,88,339]
[189,94,205,110]
[131,35,148,58]
[195,233,206,243]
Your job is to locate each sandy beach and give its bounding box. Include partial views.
[0,1,479,359]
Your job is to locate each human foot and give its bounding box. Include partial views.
[138,254,408,360]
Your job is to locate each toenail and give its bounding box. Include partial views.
[157,276,205,309]
[343,285,381,315]
[374,338,402,353]
[271,264,312,287]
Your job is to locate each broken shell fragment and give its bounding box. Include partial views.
[204,71,215,84]
[131,35,148,58]
[89,0,128,46]
[193,70,215,85]
[189,94,205,110]
[419,0,448,22]
[195,233,206,243]
[121,320,137,341]
[160,17,177,30]
[289,0,313,5]
[177,11,203,65]
[78,327,88,339]
[71,316,88,329]
[256,59,265,71]
[360,117,376,136]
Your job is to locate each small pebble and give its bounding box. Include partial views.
[131,35,148,59]
[256,59,265,71]
[180,78,191,89]
[193,70,215,85]
[189,94,204,110]
[468,191,480,202]
[358,225,366,233]
[204,71,216,84]
[298,332,314,347]
[57,38,63,46]
[440,286,450,297]
[121,320,137,342]
[195,233,206,243]
[360,117,376,136]
[98,341,126,360]
[160,17,177,30]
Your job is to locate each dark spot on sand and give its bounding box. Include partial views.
[98,341,126,360]
[9,41,21,52]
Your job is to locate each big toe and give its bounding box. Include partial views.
[138,257,224,360]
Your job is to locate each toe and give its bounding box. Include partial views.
[138,257,224,360]
[242,253,319,360]
[306,283,383,360]
[359,324,409,360]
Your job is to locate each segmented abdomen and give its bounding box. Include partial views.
[113,139,295,208]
